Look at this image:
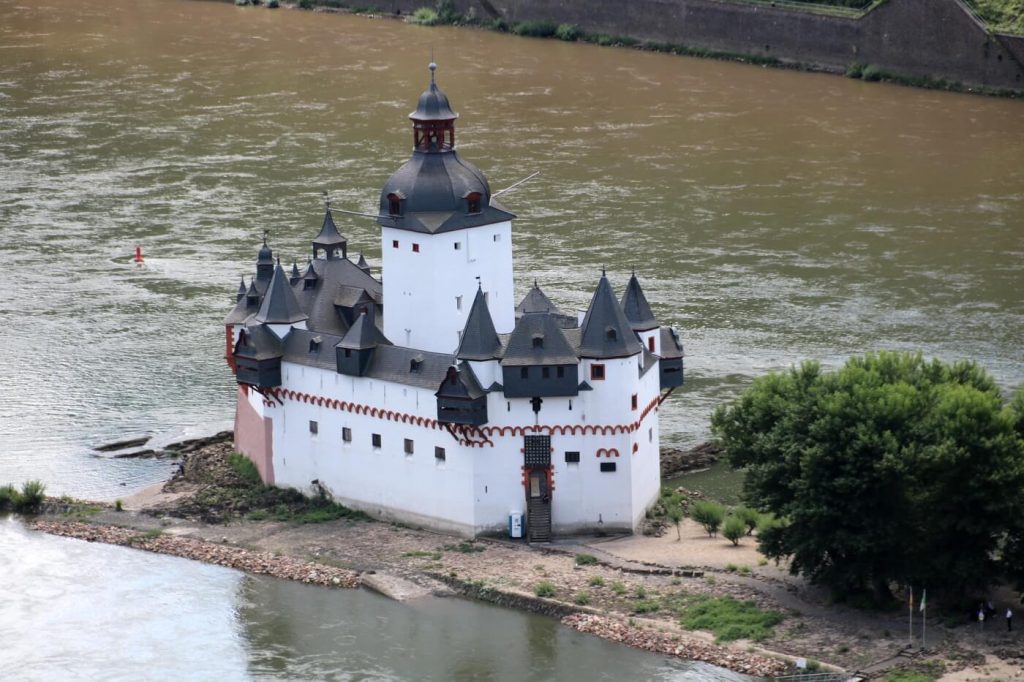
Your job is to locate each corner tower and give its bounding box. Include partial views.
[378,64,515,353]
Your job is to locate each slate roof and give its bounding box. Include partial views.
[501,312,578,366]
[257,240,274,266]
[516,282,560,316]
[660,327,684,359]
[236,278,247,300]
[313,208,347,248]
[236,323,283,361]
[639,347,658,377]
[436,363,486,400]
[457,287,502,361]
[337,312,391,350]
[621,273,658,332]
[578,275,642,359]
[410,64,458,122]
[224,295,256,325]
[356,253,370,273]
[254,264,308,325]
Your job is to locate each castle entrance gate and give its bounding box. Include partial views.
[523,435,552,542]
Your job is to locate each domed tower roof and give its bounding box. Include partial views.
[378,63,514,235]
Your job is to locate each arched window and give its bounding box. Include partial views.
[466,192,482,214]
[606,327,618,342]
[387,193,402,217]
[532,335,544,349]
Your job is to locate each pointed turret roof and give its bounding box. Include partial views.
[502,312,578,366]
[621,272,658,332]
[410,63,458,122]
[457,287,502,361]
[246,279,260,302]
[290,261,301,280]
[578,274,642,359]
[356,253,370,273]
[236,277,247,301]
[254,263,308,325]
[516,281,561,316]
[313,208,347,248]
[257,237,273,266]
[302,259,319,282]
[337,311,391,350]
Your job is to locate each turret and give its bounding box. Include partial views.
[621,272,660,355]
[254,261,308,340]
[336,310,390,377]
[256,236,274,283]
[312,207,347,260]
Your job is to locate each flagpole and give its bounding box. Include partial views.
[909,586,914,648]
[921,589,927,650]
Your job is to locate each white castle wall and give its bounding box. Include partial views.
[381,221,514,354]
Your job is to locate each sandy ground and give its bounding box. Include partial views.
[594,519,767,569]
[939,655,1024,681]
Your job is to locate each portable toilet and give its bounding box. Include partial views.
[508,510,524,539]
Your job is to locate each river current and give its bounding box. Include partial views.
[1,0,1021,679]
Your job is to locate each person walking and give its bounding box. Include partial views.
[1008,608,1013,632]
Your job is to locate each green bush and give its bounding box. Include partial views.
[534,581,556,597]
[678,595,784,642]
[228,453,262,486]
[298,0,314,8]
[846,62,865,78]
[435,0,462,24]
[723,515,747,546]
[490,17,510,32]
[574,591,590,605]
[114,499,124,512]
[511,21,558,38]
[862,64,883,81]
[588,575,605,587]
[408,7,440,25]
[0,484,16,511]
[555,23,581,41]
[733,506,760,535]
[611,580,627,595]
[14,480,46,513]
[266,0,279,7]
[575,553,598,566]
[691,501,725,537]
[633,599,660,614]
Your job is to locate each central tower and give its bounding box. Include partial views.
[379,64,515,353]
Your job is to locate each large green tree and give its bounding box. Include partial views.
[711,351,1024,602]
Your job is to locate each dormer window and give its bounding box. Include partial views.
[532,335,544,349]
[387,193,402,217]
[309,337,321,353]
[606,327,618,342]
[410,357,423,373]
[466,191,482,214]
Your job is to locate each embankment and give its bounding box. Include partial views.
[346,0,1024,94]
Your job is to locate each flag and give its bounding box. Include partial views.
[920,590,926,613]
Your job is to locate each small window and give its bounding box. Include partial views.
[454,242,462,251]
[532,336,543,349]
[600,462,617,473]
[542,367,550,379]
[648,336,655,352]
[493,233,501,242]
[410,358,422,373]
[456,295,463,311]
[342,427,352,443]
[591,364,605,380]
[435,446,446,461]
[309,339,320,353]
[309,420,318,435]
[412,243,420,253]
[392,239,399,249]
[466,192,481,214]
[606,328,618,341]
[565,451,580,464]
[556,366,565,379]
[372,433,381,449]
[648,427,653,443]
[344,348,352,358]
[388,193,402,216]
[404,438,414,455]
[520,367,529,379]
[631,394,638,410]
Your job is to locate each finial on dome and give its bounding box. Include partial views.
[601,266,607,277]
[263,229,269,246]
[429,61,437,84]
[322,190,330,211]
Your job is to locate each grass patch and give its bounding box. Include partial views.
[534,581,556,597]
[633,599,661,614]
[575,553,598,566]
[228,453,261,486]
[574,591,590,605]
[678,595,784,642]
[611,581,627,595]
[442,540,485,554]
[511,20,558,38]
[407,7,440,25]
[588,576,605,587]
[0,480,47,513]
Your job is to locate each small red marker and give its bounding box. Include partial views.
[134,245,144,263]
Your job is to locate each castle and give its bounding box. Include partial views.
[224,65,684,539]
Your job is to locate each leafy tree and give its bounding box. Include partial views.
[711,352,1024,602]
[692,501,725,537]
[667,506,684,541]
[723,515,746,546]
[733,506,760,535]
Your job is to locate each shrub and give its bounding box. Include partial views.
[534,581,556,597]
[635,585,648,599]
[633,599,661,614]
[611,581,627,595]
[723,515,746,546]
[574,591,590,605]
[588,575,605,587]
[266,0,279,7]
[490,17,510,32]
[14,480,46,513]
[733,506,760,535]
[408,7,439,25]
[114,499,124,512]
[678,595,784,642]
[0,484,16,511]
[435,0,462,24]
[511,21,558,38]
[862,64,883,81]
[228,453,262,486]
[691,501,725,537]
[846,62,865,78]
[298,0,314,7]
[575,553,598,566]
[555,23,581,41]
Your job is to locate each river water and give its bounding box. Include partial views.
[0,0,1021,678]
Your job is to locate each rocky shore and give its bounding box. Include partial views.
[32,519,360,588]
[660,442,722,478]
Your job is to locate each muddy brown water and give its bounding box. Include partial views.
[0,0,1022,677]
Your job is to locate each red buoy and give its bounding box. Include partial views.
[134,245,144,263]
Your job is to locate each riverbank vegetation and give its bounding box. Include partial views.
[712,351,1024,606]
[0,480,47,513]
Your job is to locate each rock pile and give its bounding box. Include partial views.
[660,442,722,478]
[562,613,788,677]
[32,520,360,588]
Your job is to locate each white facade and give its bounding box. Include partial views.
[381,221,514,353]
